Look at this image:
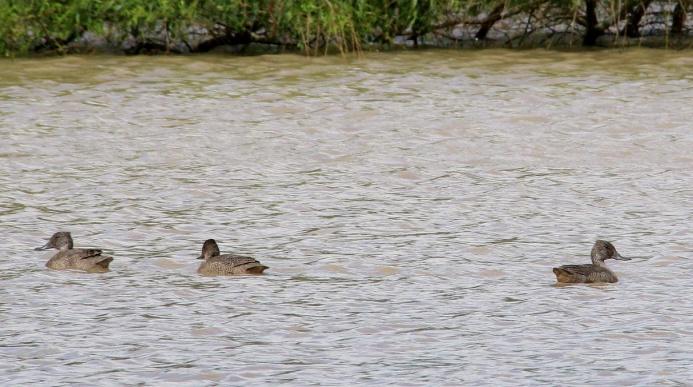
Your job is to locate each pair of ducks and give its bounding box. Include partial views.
[35,232,268,275]
[35,232,631,283]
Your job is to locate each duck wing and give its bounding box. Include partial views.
[214,254,262,268]
[556,264,606,276]
[72,249,103,259]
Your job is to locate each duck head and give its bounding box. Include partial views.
[35,232,74,251]
[591,240,631,265]
[197,239,221,260]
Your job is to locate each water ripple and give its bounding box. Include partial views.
[1,50,692,385]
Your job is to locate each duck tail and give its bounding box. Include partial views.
[246,264,269,275]
[96,256,113,269]
[553,267,573,283]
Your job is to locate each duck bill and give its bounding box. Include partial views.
[196,255,204,260]
[614,253,631,261]
[34,243,51,251]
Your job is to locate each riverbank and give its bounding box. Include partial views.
[46,30,693,57]
[1,0,691,56]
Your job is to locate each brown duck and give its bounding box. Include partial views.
[553,240,631,283]
[196,239,268,276]
[35,232,113,273]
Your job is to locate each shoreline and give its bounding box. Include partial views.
[13,32,693,58]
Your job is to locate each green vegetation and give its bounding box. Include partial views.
[0,0,691,56]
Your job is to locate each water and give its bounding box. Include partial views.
[1,50,692,385]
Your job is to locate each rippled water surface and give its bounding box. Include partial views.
[1,50,692,385]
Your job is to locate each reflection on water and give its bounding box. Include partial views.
[1,50,692,385]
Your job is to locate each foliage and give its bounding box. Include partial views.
[0,0,690,55]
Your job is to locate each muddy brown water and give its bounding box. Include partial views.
[1,50,692,385]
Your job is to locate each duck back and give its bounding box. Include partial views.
[46,249,113,273]
[553,264,618,283]
[198,254,268,276]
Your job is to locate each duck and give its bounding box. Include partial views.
[553,240,631,283]
[35,232,113,273]
[196,239,268,276]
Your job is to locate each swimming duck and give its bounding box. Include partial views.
[553,240,631,283]
[35,232,113,273]
[196,239,268,276]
